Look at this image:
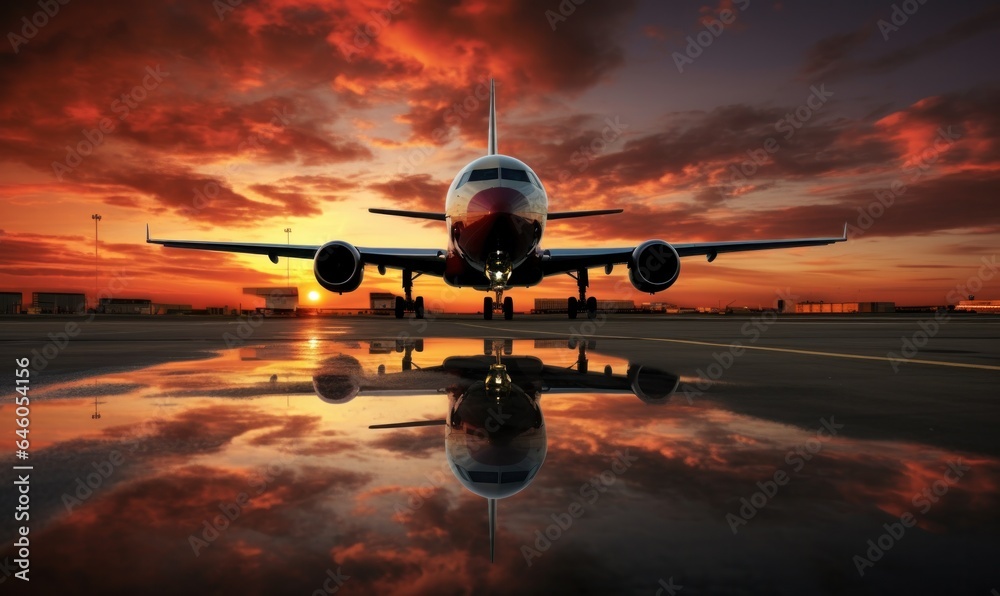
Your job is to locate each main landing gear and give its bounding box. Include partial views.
[567,269,597,320]
[483,293,514,321]
[393,270,425,319]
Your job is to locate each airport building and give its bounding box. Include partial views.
[31,292,87,314]
[955,299,1000,312]
[243,287,298,313]
[0,292,22,314]
[99,298,152,314]
[370,292,397,311]
[152,303,193,315]
[795,301,895,313]
[533,298,636,313]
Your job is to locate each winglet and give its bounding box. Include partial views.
[842,222,848,240]
[488,498,497,563]
[487,79,497,156]
[146,224,150,242]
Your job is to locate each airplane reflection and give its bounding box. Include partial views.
[312,338,680,561]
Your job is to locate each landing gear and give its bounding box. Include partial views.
[483,292,514,320]
[567,269,598,319]
[394,269,425,319]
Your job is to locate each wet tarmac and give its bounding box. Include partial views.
[1,314,998,594]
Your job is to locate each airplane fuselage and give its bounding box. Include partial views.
[444,154,548,291]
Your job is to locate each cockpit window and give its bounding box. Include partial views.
[500,168,531,183]
[467,470,500,483]
[500,470,529,483]
[468,168,499,182]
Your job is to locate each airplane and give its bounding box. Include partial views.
[147,80,847,320]
[311,338,680,561]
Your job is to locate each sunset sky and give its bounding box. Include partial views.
[1,0,998,311]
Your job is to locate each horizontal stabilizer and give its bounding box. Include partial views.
[547,209,623,220]
[369,419,447,429]
[369,208,446,221]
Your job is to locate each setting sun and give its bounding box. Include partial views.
[307,291,320,302]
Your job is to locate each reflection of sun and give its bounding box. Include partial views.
[308,291,320,301]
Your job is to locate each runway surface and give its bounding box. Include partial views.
[1,314,998,594]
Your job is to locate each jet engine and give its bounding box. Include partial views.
[626,364,680,404]
[314,241,364,293]
[628,240,680,293]
[313,354,364,404]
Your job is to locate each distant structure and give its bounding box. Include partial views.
[955,299,1000,313]
[795,301,894,313]
[369,292,397,311]
[30,292,86,314]
[243,287,298,313]
[533,298,636,313]
[152,303,193,315]
[99,298,152,314]
[0,292,22,314]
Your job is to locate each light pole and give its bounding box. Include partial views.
[284,227,292,288]
[92,213,102,310]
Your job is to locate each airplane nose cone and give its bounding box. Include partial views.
[469,186,529,216]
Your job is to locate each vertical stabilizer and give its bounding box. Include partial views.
[488,498,497,562]
[487,79,497,156]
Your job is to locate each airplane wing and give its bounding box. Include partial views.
[541,224,847,276]
[146,226,446,276]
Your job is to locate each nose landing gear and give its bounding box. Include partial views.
[393,269,425,319]
[483,251,514,321]
[567,269,597,319]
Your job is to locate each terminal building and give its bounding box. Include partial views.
[533,298,636,313]
[955,299,1000,313]
[243,287,298,314]
[31,292,87,314]
[0,292,22,314]
[795,301,895,313]
[99,298,152,314]
[370,292,397,311]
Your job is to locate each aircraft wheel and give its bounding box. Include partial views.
[586,296,598,319]
[503,296,513,320]
[394,296,405,319]
[568,297,578,319]
[484,297,493,320]
[414,296,425,319]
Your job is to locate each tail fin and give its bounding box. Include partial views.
[488,497,497,562]
[487,79,497,156]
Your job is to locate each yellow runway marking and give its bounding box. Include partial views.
[458,323,1000,372]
